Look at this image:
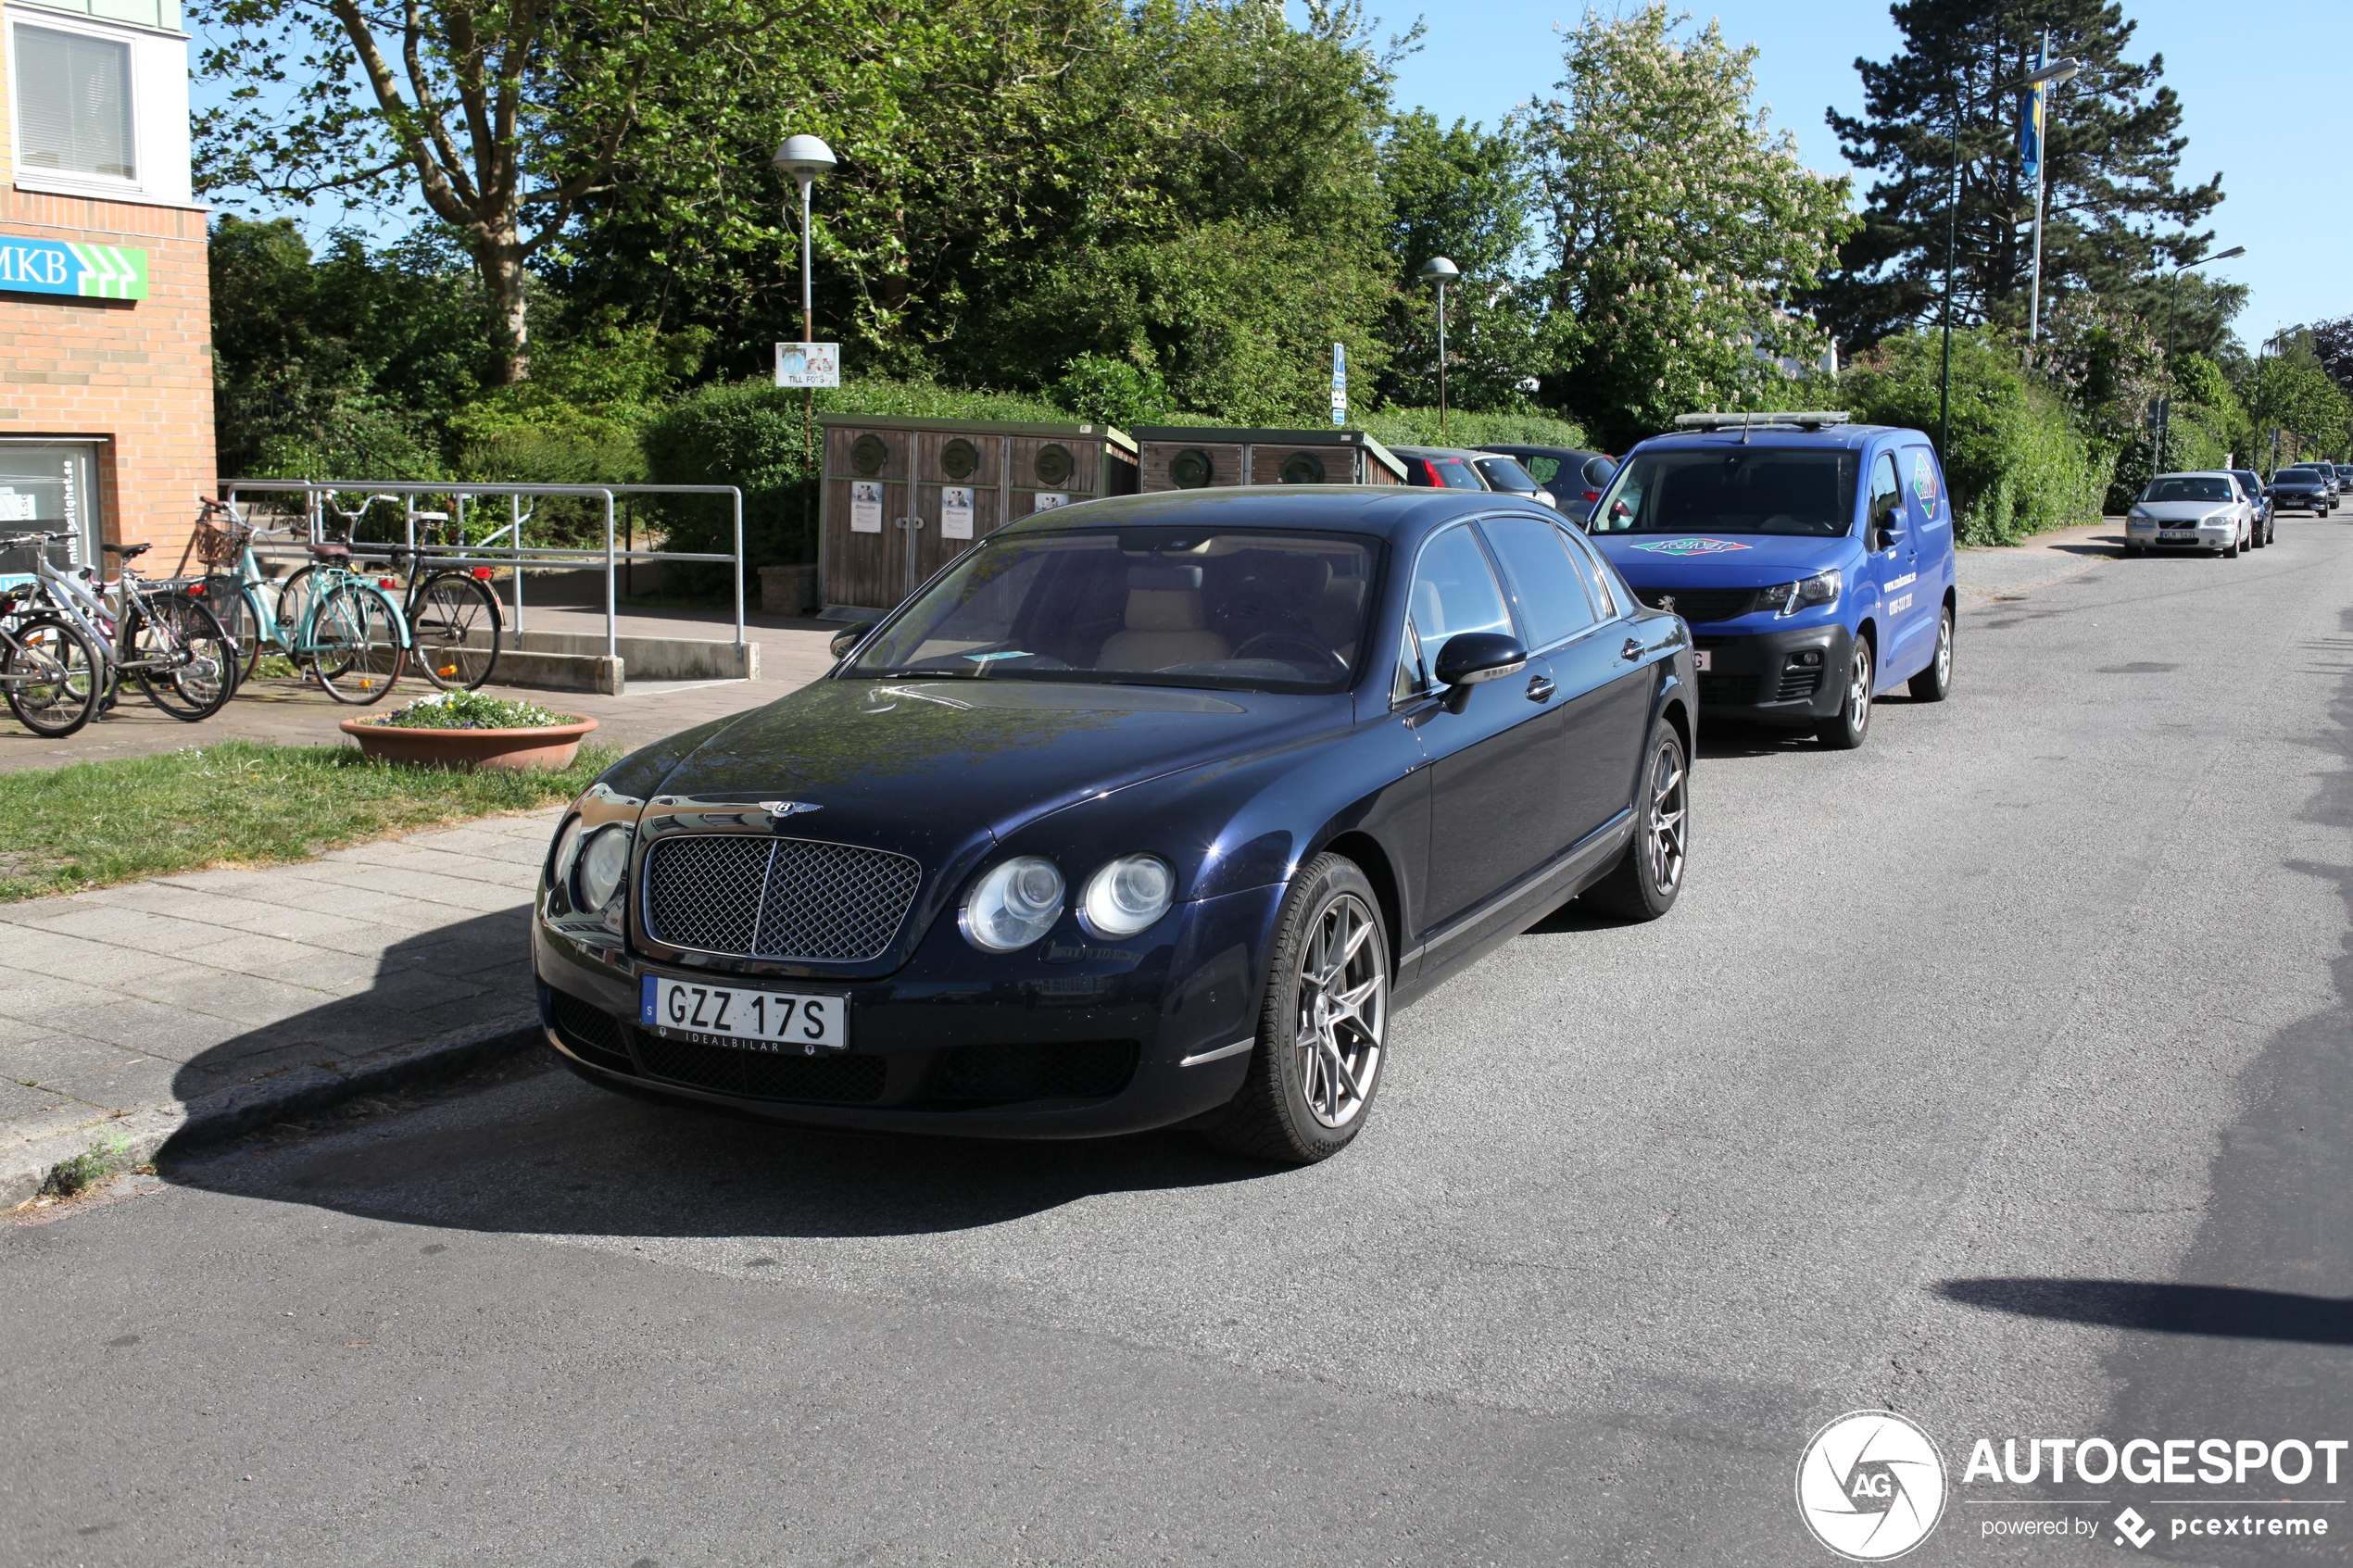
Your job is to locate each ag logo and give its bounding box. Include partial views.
[1796,1411,1946,1561]
[1629,536,1752,555]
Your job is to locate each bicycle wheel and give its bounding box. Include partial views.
[274,565,333,681]
[212,577,268,685]
[312,583,407,704]
[2,613,104,737]
[409,571,502,690]
[130,593,237,721]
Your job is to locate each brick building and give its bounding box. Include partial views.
[1,0,210,567]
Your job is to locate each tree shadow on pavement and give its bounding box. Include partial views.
[1935,1279,2353,1347]
[162,909,1279,1241]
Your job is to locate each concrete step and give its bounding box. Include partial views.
[435,630,758,696]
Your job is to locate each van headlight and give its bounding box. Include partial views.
[1079,855,1176,938]
[1755,569,1841,617]
[963,856,1065,951]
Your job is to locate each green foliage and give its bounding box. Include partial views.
[366,690,579,730]
[0,742,620,901]
[1358,408,1591,451]
[1843,329,2108,543]
[1518,6,1854,448]
[1051,356,1172,431]
[2250,345,2353,461]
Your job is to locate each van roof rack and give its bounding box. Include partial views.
[1671,411,1852,432]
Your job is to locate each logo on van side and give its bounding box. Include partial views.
[1910,452,1940,506]
[1628,537,1753,556]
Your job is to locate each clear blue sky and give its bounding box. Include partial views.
[1374,0,2349,346]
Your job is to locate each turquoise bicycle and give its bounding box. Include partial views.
[184,499,411,703]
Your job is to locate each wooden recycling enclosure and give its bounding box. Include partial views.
[818,414,1138,615]
[1132,426,1406,492]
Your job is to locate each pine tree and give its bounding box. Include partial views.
[1812,0,2226,355]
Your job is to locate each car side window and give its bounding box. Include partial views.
[1867,452,1902,544]
[1557,525,1627,620]
[1522,456,1560,484]
[1396,524,1515,696]
[1480,512,1597,649]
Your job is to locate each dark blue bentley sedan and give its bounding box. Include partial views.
[535,487,1694,1161]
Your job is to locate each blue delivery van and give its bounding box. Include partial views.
[1584,412,1955,749]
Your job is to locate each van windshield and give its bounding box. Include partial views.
[1591,448,1860,536]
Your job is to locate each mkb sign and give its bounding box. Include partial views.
[0,234,149,300]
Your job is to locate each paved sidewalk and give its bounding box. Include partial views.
[1956,518,2122,602]
[0,809,558,1205]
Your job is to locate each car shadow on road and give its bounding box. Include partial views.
[1935,1279,2353,1347]
[160,909,1282,1241]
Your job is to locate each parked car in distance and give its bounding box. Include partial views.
[2334,463,2353,496]
[1584,411,1954,750]
[2227,470,2275,545]
[1480,445,1619,521]
[535,486,1695,1164]
[2267,466,2334,515]
[2125,472,2256,557]
[1469,452,1556,508]
[1390,445,1491,491]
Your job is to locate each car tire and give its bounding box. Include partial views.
[2223,534,2238,558]
[1815,633,1873,750]
[1584,721,1689,922]
[1908,602,1955,701]
[1203,853,1390,1165]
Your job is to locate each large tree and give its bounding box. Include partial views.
[194,0,774,382]
[1815,0,2227,355]
[1517,5,1852,447]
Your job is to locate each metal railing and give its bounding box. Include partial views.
[218,480,747,659]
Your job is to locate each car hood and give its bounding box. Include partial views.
[648,677,1351,859]
[1593,532,1862,588]
[2136,501,2235,521]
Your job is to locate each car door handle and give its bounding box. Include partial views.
[1620,637,1644,661]
[1526,675,1555,703]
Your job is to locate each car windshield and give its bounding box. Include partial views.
[1589,447,1859,535]
[2278,469,2319,482]
[2144,478,2232,503]
[843,528,1379,694]
[1475,457,1541,493]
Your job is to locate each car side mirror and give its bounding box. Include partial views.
[828,623,875,659]
[1433,632,1528,712]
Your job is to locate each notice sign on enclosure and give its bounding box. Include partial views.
[0,234,148,300]
[941,486,975,539]
[774,342,841,388]
[849,480,883,533]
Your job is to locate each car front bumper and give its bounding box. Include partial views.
[1691,620,1853,723]
[2126,521,2236,548]
[533,879,1287,1139]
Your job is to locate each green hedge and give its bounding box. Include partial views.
[1841,330,2109,545]
[1358,408,1592,451]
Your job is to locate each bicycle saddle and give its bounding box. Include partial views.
[102,541,153,558]
[308,542,353,560]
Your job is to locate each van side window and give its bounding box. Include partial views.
[1867,453,1902,544]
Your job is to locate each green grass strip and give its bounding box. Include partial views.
[0,740,620,903]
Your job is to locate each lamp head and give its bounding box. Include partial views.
[2208,245,2247,262]
[2021,56,2083,89]
[772,134,837,182]
[1417,256,1460,286]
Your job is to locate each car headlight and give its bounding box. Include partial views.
[548,815,583,889]
[2129,505,2153,521]
[1755,569,1841,617]
[574,824,633,910]
[963,856,1065,951]
[1078,854,1176,938]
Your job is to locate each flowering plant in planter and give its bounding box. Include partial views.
[341,689,598,770]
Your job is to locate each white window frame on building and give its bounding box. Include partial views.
[5,0,195,209]
[0,438,102,574]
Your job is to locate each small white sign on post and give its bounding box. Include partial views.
[1330,341,1347,426]
[941,485,975,540]
[1031,493,1070,513]
[849,480,884,533]
[774,342,841,388]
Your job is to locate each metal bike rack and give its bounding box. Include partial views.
[217,480,748,664]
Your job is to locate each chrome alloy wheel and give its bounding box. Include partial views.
[1846,636,1872,721]
[1292,891,1386,1130]
[1642,739,1688,897]
[1932,611,1953,689]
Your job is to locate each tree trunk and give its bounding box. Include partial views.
[479,232,532,385]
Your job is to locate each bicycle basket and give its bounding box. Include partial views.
[192,517,251,568]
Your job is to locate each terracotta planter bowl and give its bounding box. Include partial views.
[340,715,598,771]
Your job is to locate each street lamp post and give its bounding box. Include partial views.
[2020,44,2083,346]
[1418,256,1459,441]
[2154,243,2246,472]
[772,134,836,568]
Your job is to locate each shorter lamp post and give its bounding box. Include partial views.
[1418,256,1459,440]
[772,133,837,570]
[2155,243,2246,472]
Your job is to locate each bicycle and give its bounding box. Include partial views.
[262,494,504,691]
[0,554,104,736]
[272,539,413,704]
[3,529,238,722]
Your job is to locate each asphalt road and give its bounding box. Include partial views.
[6,515,2350,1567]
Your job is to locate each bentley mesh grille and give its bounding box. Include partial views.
[645,834,922,961]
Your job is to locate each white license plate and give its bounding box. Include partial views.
[2159,531,2197,540]
[1692,649,1713,671]
[641,974,848,1052]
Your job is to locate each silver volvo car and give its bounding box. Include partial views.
[2123,471,2258,558]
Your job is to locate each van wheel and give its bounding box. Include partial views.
[1815,635,1872,749]
[1908,604,1953,701]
